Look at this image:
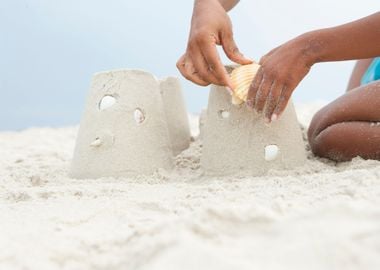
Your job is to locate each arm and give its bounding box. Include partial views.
[310,12,380,62]
[176,0,252,89]
[247,12,380,122]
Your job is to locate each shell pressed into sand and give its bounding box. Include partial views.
[230,63,261,105]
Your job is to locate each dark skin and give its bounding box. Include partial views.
[178,0,380,161]
[308,67,380,161]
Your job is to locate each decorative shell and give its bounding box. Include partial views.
[230,63,261,105]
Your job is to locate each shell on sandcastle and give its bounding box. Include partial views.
[200,83,306,176]
[70,69,191,179]
[230,63,261,105]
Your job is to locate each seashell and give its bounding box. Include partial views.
[90,138,102,147]
[134,108,145,124]
[99,95,116,110]
[264,144,279,161]
[230,63,261,105]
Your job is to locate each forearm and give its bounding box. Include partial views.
[303,12,380,64]
[194,0,239,12]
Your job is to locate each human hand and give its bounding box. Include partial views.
[176,0,252,89]
[247,35,317,122]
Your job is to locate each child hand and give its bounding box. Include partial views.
[247,35,316,122]
[176,0,252,88]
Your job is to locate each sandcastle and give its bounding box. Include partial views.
[70,66,306,179]
[200,83,306,176]
[70,69,190,178]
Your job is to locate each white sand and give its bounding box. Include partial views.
[1,103,380,270]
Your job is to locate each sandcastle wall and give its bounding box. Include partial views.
[201,84,306,176]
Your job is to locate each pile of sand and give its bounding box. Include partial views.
[1,103,379,270]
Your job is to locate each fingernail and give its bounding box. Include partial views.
[271,114,278,122]
[226,87,233,95]
[246,100,253,108]
[265,117,271,124]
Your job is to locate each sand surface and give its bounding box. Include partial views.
[1,103,380,270]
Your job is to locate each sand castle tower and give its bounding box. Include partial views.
[159,77,191,155]
[70,69,190,179]
[201,84,306,176]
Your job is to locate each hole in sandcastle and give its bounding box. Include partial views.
[134,108,145,124]
[99,95,116,110]
[265,144,279,161]
[218,110,230,119]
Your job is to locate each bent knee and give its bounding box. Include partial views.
[308,121,380,161]
[309,123,351,161]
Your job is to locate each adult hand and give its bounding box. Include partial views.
[176,0,252,89]
[247,34,317,122]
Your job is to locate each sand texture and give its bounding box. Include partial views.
[1,103,380,270]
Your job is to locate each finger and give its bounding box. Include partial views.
[221,32,253,65]
[259,46,280,65]
[255,74,274,114]
[188,71,210,86]
[189,46,221,86]
[273,85,292,119]
[264,82,283,122]
[246,67,264,108]
[176,56,209,86]
[200,42,233,88]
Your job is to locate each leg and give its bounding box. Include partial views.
[308,81,380,161]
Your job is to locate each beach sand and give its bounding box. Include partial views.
[1,102,380,270]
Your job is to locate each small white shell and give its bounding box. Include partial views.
[134,108,145,124]
[99,95,116,110]
[90,138,102,147]
[218,110,230,119]
[265,145,279,161]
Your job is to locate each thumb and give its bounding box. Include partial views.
[222,32,253,65]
